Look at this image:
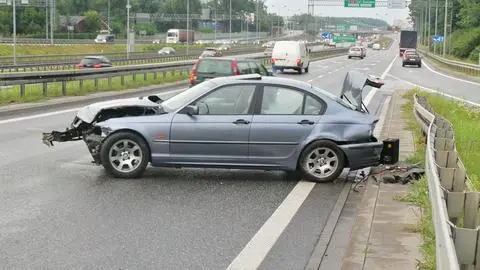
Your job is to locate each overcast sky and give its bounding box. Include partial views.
[264,0,411,25]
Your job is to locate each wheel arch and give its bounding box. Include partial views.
[296,138,350,169]
[106,128,153,162]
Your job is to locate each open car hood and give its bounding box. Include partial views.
[76,95,163,123]
[340,70,384,113]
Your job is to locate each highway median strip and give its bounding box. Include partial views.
[397,88,480,270]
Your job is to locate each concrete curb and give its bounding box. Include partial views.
[0,80,189,118]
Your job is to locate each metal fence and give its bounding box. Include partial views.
[0,48,349,99]
[417,49,480,77]
[413,93,480,270]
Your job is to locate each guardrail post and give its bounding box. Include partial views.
[464,193,480,229]
[94,78,98,89]
[61,81,67,96]
[133,73,136,82]
[42,82,47,96]
[144,72,147,81]
[79,80,83,91]
[454,228,478,266]
[121,76,125,86]
[154,71,158,80]
[20,84,25,97]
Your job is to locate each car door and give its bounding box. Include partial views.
[248,84,326,167]
[169,83,258,165]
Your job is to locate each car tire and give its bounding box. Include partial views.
[348,56,351,59]
[402,63,405,67]
[100,131,150,179]
[305,65,309,73]
[298,68,302,74]
[418,63,422,68]
[298,140,346,183]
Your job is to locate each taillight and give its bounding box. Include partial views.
[271,57,275,64]
[232,60,239,75]
[93,64,102,68]
[76,64,84,68]
[189,59,199,84]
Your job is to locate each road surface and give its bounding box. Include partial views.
[0,36,473,269]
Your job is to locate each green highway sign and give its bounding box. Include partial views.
[344,0,376,8]
[333,36,356,43]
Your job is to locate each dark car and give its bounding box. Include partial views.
[76,56,112,68]
[189,57,273,86]
[402,51,422,67]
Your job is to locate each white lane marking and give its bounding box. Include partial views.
[307,79,313,82]
[334,68,340,72]
[363,55,397,115]
[387,73,480,107]
[422,60,480,86]
[0,88,187,125]
[226,181,316,270]
[318,75,324,78]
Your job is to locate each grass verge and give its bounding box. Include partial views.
[397,87,480,269]
[0,69,189,105]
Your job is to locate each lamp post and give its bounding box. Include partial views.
[126,0,131,58]
[12,0,16,65]
[187,0,189,55]
[229,0,232,42]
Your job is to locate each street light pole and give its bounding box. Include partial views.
[12,0,16,65]
[187,0,189,55]
[434,0,438,54]
[229,0,232,42]
[126,0,131,58]
[442,0,448,57]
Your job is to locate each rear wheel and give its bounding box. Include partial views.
[418,63,422,68]
[100,132,150,178]
[298,140,346,183]
[298,68,302,74]
[305,65,309,73]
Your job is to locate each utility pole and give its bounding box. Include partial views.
[214,1,217,43]
[50,0,54,44]
[12,0,16,65]
[229,0,232,42]
[126,0,131,58]
[45,0,48,40]
[256,0,259,41]
[434,0,438,54]
[442,0,448,57]
[187,0,189,55]
[108,0,111,32]
[428,0,431,51]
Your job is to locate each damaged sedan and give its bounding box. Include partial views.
[42,71,385,183]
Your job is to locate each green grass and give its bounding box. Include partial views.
[0,69,189,105]
[396,88,436,269]
[397,88,480,269]
[379,36,394,49]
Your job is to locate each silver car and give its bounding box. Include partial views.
[42,72,385,183]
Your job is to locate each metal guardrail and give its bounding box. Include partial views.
[0,47,264,73]
[417,49,480,76]
[413,93,480,270]
[0,48,349,99]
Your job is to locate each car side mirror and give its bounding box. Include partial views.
[186,105,199,116]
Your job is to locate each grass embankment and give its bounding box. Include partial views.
[0,42,230,59]
[397,88,480,269]
[0,70,189,105]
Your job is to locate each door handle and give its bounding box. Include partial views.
[297,119,315,125]
[233,119,250,124]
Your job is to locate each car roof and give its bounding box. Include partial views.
[198,56,261,62]
[205,74,319,92]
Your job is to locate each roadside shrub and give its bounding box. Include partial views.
[468,44,480,63]
[450,27,480,58]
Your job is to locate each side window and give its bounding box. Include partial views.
[251,62,267,75]
[260,86,304,115]
[193,84,256,115]
[237,62,252,74]
[304,95,325,115]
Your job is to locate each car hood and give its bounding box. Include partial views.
[76,96,161,123]
[339,70,369,111]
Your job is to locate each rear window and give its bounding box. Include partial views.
[197,59,233,75]
[80,58,102,65]
[350,48,361,51]
[237,62,252,74]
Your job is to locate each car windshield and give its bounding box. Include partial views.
[196,59,233,75]
[351,48,361,51]
[161,81,215,112]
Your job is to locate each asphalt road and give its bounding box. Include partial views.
[0,40,437,269]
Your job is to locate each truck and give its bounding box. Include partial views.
[166,29,195,44]
[399,30,417,56]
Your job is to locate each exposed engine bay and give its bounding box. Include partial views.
[41,95,164,154]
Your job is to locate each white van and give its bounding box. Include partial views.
[271,41,310,74]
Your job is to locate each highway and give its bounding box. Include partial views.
[0,36,472,269]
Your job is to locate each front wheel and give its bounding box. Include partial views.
[100,132,150,178]
[298,140,346,183]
